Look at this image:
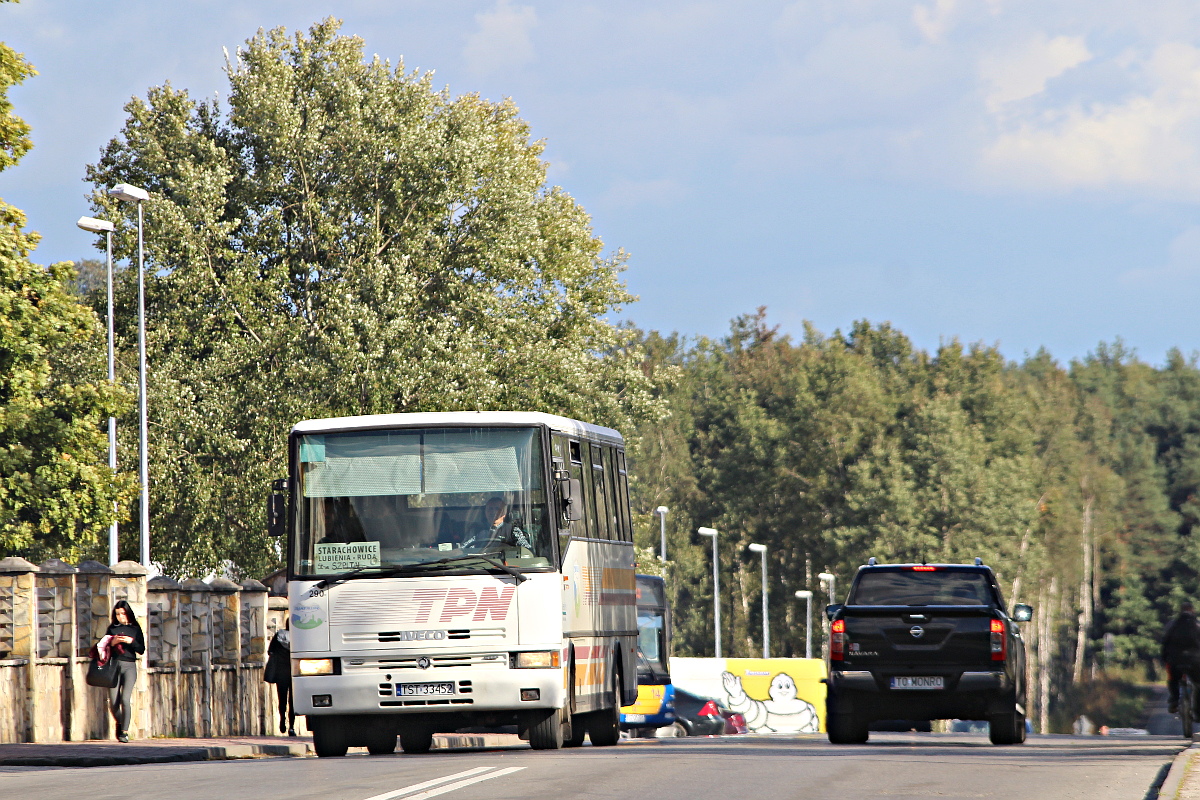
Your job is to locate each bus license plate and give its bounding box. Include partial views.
[890,676,944,690]
[623,714,646,723]
[398,682,455,697]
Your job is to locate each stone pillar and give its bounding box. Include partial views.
[179,579,212,736]
[109,561,149,740]
[240,579,268,735]
[74,561,112,740]
[147,576,180,739]
[0,557,39,742]
[36,559,77,742]
[207,578,240,737]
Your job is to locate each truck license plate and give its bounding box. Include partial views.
[397,682,455,697]
[890,676,944,690]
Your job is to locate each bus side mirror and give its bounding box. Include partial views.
[557,475,584,522]
[1012,603,1033,622]
[267,493,286,538]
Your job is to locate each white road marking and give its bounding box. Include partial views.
[362,766,525,800]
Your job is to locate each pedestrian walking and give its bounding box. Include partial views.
[265,619,296,736]
[105,600,145,742]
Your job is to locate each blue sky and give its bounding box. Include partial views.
[6,0,1200,364]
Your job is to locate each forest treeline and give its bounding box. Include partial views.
[626,310,1200,732]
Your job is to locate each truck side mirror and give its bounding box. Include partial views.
[1012,603,1033,622]
[825,603,844,621]
[267,493,286,538]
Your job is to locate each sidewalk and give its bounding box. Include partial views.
[0,733,523,768]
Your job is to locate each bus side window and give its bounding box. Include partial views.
[572,440,596,539]
[590,441,612,540]
[615,449,632,543]
[602,447,624,541]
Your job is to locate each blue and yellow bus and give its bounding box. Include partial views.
[619,574,675,734]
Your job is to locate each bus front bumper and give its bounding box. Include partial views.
[294,666,566,716]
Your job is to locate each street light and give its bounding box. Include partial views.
[76,216,118,566]
[818,572,836,661]
[108,183,151,567]
[748,543,768,658]
[656,506,668,561]
[795,590,813,659]
[698,527,721,658]
[818,572,836,605]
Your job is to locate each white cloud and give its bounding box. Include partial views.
[913,0,959,44]
[1120,225,1200,286]
[981,42,1200,192]
[463,0,537,76]
[981,34,1091,112]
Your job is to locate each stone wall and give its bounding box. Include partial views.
[0,556,296,743]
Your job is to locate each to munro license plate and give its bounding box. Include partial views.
[397,682,455,697]
[890,676,944,690]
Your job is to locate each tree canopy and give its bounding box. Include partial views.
[0,6,132,560]
[85,19,658,577]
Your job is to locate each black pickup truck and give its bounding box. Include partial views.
[824,560,1033,745]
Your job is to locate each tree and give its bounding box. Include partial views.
[0,9,133,561]
[84,19,658,577]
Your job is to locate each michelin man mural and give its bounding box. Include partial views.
[721,670,820,733]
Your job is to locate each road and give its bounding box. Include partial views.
[1,733,1185,800]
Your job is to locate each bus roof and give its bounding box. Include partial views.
[291,411,625,446]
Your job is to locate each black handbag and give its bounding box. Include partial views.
[85,646,120,688]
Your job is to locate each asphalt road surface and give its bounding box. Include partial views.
[1,733,1185,800]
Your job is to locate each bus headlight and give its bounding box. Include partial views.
[514,651,560,669]
[295,658,336,676]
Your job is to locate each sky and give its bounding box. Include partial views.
[6,0,1200,365]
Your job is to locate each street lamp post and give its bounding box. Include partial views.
[76,216,117,565]
[795,590,813,659]
[656,506,668,561]
[698,527,721,658]
[818,572,836,660]
[108,183,151,567]
[748,543,768,658]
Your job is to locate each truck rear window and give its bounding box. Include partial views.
[850,571,994,606]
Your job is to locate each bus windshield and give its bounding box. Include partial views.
[635,576,669,682]
[293,426,552,577]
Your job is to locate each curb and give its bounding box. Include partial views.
[0,733,520,768]
[1157,745,1197,800]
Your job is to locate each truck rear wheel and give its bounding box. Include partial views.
[988,706,1026,745]
[826,712,869,744]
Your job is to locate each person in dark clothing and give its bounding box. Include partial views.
[1163,601,1200,714]
[264,619,296,736]
[106,600,146,742]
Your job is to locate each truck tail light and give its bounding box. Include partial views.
[831,619,846,661]
[990,618,1005,661]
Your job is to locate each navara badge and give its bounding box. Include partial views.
[416,656,432,669]
[909,626,925,639]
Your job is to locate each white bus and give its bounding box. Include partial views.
[267,411,638,756]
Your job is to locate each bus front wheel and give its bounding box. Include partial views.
[312,718,349,758]
[527,708,564,750]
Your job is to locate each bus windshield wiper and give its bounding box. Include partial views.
[401,554,529,583]
[312,554,529,591]
[313,565,410,591]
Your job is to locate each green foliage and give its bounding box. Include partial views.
[84,19,657,578]
[0,17,134,561]
[628,309,1200,733]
